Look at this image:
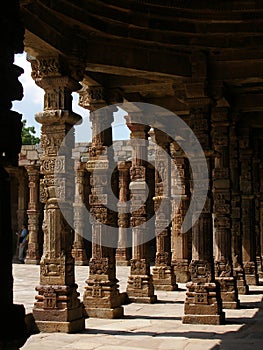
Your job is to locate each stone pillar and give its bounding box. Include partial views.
[25,165,41,264]
[125,113,157,303]
[31,56,85,332]
[152,129,177,290]
[229,116,249,294]
[0,1,27,347]
[183,102,225,325]
[72,160,89,265]
[16,167,28,229]
[116,161,132,266]
[82,86,123,318]
[239,128,259,285]
[252,140,263,278]
[170,142,191,283]
[260,163,263,276]
[211,100,239,309]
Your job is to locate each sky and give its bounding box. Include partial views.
[12,52,130,142]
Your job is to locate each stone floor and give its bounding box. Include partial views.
[13,263,263,350]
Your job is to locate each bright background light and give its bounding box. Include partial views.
[12,52,129,142]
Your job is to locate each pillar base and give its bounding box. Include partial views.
[128,295,157,304]
[234,268,249,294]
[183,282,225,325]
[34,318,85,333]
[85,306,124,319]
[216,277,240,309]
[33,284,85,333]
[182,314,225,325]
[83,277,124,319]
[244,261,259,285]
[152,266,178,291]
[126,274,157,303]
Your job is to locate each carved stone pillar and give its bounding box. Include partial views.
[25,165,41,264]
[16,167,28,230]
[0,1,27,347]
[260,162,263,275]
[229,116,248,294]
[183,102,224,325]
[125,114,157,303]
[239,127,259,285]
[31,56,85,332]
[152,129,177,290]
[72,160,89,265]
[170,142,191,283]
[211,101,239,309]
[82,85,123,318]
[116,161,132,266]
[252,139,263,278]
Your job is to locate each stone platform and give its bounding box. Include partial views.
[12,264,263,350]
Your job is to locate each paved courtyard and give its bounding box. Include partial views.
[13,263,263,350]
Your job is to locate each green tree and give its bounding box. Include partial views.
[21,119,40,145]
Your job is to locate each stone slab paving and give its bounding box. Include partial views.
[12,264,263,350]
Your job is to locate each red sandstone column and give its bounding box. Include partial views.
[252,140,263,278]
[229,115,249,294]
[31,56,85,332]
[125,113,157,303]
[82,86,123,318]
[211,100,239,308]
[182,101,225,325]
[239,127,259,285]
[25,165,41,264]
[72,160,89,265]
[152,128,177,290]
[116,161,132,266]
[170,142,191,283]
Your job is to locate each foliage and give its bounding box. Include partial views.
[21,119,40,145]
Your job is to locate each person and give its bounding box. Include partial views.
[16,224,29,263]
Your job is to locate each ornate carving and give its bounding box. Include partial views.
[189,260,212,283]
[89,258,109,275]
